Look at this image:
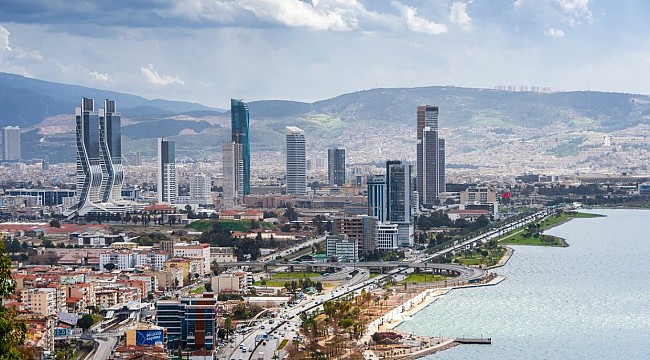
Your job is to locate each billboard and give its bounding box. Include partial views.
[135,329,164,346]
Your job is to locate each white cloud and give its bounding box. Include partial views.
[391,1,447,35]
[90,71,112,81]
[0,25,12,51]
[449,2,472,31]
[555,0,593,25]
[239,0,357,31]
[140,64,185,86]
[545,28,565,37]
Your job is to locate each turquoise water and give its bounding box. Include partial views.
[397,209,650,359]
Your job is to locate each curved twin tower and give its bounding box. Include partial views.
[65,98,132,218]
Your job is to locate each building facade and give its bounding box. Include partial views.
[156,293,218,351]
[2,125,21,160]
[222,141,243,208]
[190,172,212,205]
[416,105,446,207]
[367,174,385,222]
[327,147,346,186]
[285,126,306,195]
[332,215,377,257]
[376,223,399,250]
[326,234,358,262]
[157,138,177,204]
[231,99,250,195]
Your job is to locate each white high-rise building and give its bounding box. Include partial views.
[417,105,445,207]
[286,126,306,195]
[222,141,243,208]
[157,138,177,204]
[2,126,21,161]
[190,172,212,205]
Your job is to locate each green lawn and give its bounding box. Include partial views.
[403,273,446,283]
[453,247,506,266]
[498,211,601,247]
[501,233,564,246]
[252,280,287,287]
[190,285,205,294]
[278,339,289,350]
[186,219,275,233]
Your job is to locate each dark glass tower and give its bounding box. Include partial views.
[417,105,445,207]
[328,147,346,186]
[230,99,250,195]
[73,98,103,211]
[100,99,124,202]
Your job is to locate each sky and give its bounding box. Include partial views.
[0,0,649,108]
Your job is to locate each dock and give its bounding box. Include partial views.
[454,337,492,344]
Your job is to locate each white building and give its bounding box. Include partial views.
[286,126,306,195]
[99,251,135,271]
[190,172,212,205]
[222,141,243,208]
[173,242,211,276]
[326,234,357,263]
[2,126,21,161]
[376,223,399,250]
[134,251,169,271]
[157,138,177,204]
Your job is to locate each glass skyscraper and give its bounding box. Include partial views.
[328,147,346,186]
[230,99,250,195]
[286,126,306,195]
[416,105,446,207]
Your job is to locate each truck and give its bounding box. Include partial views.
[258,352,265,360]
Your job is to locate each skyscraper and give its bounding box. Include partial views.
[328,147,346,186]
[286,126,306,195]
[157,138,177,204]
[416,105,445,207]
[65,98,130,218]
[73,98,103,211]
[190,172,212,205]
[385,160,411,223]
[99,100,123,203]
[222,141,243,208]
[2,126,21,161]
[367,174,386,222]
[230,99,250,195]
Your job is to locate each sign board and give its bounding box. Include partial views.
[135,329,164,346]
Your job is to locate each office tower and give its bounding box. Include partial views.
[156,293,218,351]
[285,126,306,195]
[222,141,243,208]
[333,215,377,257]
[230,99,250,195]
[100,100,123,203]
[367,174,386,222]
[72,98,103,211]
[326,234,357,263]
[328,147,346,186]
[2,126,21,161]
[385,160,411,222]
[190,172,212,205]
[65,98,130,218]
[157,138,177,204]
[416,105,445,207]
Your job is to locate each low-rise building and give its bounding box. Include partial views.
[326,234,358,263]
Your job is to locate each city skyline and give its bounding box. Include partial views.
[0,2,649,107]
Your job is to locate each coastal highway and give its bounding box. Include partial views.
[227,208,553,359]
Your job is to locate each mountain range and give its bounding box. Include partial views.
[1,72,649,163]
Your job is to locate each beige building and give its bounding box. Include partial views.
[173,242,210,275]
[459,186,500,219]
[211,272,247,294]
[21,288,57,317]
[210,247,236,264]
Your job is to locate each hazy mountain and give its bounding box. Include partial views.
[2,72,650,162]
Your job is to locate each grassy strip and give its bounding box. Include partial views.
[402,273,446,283]
[278,339,289,350]
[190,285,205,294]
[453,248,506,266]
[252,280,287,287]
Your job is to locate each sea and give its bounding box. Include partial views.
[397,209,650,360]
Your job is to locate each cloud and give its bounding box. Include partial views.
[391,1,447,35]
[140,64,185,86]
[90,71,112,81]
[449,2,472,31]
[0,25,11,51]
[238,0,358,31]
[555,0,593,25]
[545,28,565,37]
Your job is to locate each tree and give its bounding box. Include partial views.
[315,282,323,293]
[42,239,54,248]
[103,263,116,272]
[78,314,94,330]
[0,241,27,359]
[49,219,61,228]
